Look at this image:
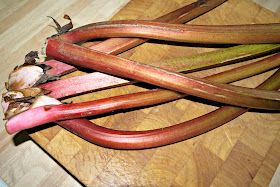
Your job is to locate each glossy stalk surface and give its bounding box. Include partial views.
[57,20,280,44]
[45,38,280,110]
[6,52,280,134]
[38,69,280,149]
[41,45,280,99]
[43,0,227,75]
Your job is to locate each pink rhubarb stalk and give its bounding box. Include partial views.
[6,52,280,134]
[14,68,280,149]
[45,38,280,110]
[41,72,131,99]
[42,59,77,76]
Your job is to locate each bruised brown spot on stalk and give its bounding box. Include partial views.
[6,78,25,91]
[197,0,210,6]
[44,105,53,111]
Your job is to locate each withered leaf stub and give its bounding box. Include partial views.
[24,51,39,65]
[32,73,59,87]
[60,14,73,34]
[48,14,73,37]
[14,51,40,70]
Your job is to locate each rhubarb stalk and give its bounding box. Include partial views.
[43,0,228,75]
[42,68,280,149]
[56,20,280,44]
[61,0,228,55]
[45,38,280,110]
[38,43,280,99]
[5,52,280,134]
[4,0,280,149]
[40,45,280,99]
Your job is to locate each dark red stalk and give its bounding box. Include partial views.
[21,0,277,149]
[45,38,280,110]
[43,0,227,74]
[89,0,227,55]
[6,52,280,134]
[3,0,229,131]
[57,20,280,44]
[40,46,280,99]
[55,68,280,149]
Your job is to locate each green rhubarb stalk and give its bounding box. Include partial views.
[151,44,280,72]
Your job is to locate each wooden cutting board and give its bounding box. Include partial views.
[27,0,280,186]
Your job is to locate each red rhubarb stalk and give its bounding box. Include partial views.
[43,0,227,75]
[57,20,280,44]
[89,0,227,54]
[2,0,232,126]
[4,42,273,119]
[41,44,280,99]
[45,38,280,110]
[37,69,280,149]
[6,52,280,134]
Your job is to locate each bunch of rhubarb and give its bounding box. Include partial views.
[2,0,280,149]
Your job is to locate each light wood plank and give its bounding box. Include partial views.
[0,0,130,186]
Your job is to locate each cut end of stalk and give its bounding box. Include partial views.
[6,65,44,90]
[6,51,58,91]
[5,95,61,134]
[30,95,61,109]
[41,40,48,55]
[2,87,51,120]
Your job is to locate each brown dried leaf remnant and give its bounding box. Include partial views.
[48,14,73,37]
[2,87,51,119]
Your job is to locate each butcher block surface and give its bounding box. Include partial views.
[1,0,280,186]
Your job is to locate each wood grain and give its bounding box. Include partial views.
[1,0,280,186]
[0,0,130,186]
